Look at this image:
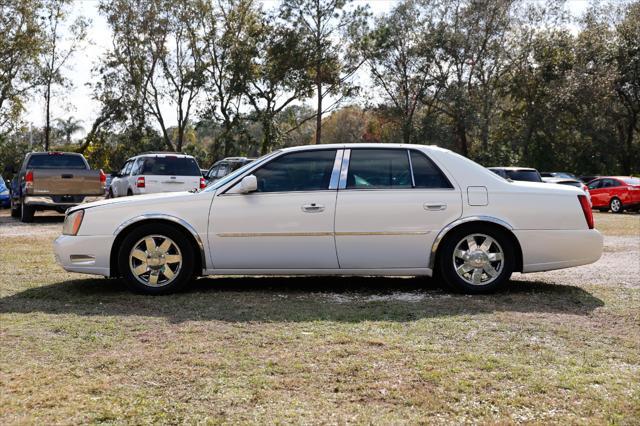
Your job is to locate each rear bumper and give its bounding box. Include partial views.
[25,195,104,209]
[515,229,603,273]
[53,234,114,276]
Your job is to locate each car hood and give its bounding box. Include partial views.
[68,191,198,213]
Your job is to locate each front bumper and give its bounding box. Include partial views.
[53,234,114,276]
[515,229,603,273]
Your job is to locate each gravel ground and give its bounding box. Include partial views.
[1,208,637,290]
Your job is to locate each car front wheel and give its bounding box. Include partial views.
[609,197,623,213]
[118,223,195,294]
[437,226,515,294]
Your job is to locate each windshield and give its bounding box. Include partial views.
[141,156,201,176]
[27,154,87,169]
[0,176,5,191]
[504,170,542,182]
[622,177,640,185]
[203,152,279,192]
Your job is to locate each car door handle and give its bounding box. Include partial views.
[424,203,447,211]
[301,203,325,213]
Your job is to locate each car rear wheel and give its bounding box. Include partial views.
[609,197,623,214]
[118,223,195,294]
[437,226,515,294]
[20,198,34,223]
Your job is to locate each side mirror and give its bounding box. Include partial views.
[238,175,258,193]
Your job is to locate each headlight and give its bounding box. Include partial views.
[63,210,84,236]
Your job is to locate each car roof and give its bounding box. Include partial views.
[280,143,449,153]
[542,177,580,183]
[130,152,195,159]
[488,166,538,171]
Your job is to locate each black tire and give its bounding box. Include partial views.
[437,225,515,294]
[609,197,624,214]
[20,198,34,223]
[117,223,195,295]
[126,189,133,196]
[107,188,114,199]
[10,198,19,218]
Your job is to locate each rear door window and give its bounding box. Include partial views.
[410,151,452,188]
[140,157,201,176]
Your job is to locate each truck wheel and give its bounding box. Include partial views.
[10,199,19,218]
[20,199,34,223]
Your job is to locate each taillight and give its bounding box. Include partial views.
[200,177,206,189]
[578,195,594,229]
[136,177,145,188]
[25,170,33,190]
[99,169,106,185]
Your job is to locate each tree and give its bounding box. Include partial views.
[192,0,262,158]
[279,0,369,145]
[434,0,516,157]
[0,0,43,131]
[39,0,88,150]
[361,0,445,144]
[244,17,314,154]
[54,116,83,143]
[99,0,206,152]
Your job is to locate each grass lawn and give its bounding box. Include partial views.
[1,211,639,424]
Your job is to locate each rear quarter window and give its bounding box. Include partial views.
[26,154,88,169]
[141,157,201,176]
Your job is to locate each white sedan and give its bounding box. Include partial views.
[54,144,603,295]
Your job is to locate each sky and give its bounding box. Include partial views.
[23,0,591,139]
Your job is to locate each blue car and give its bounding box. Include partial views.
[0,175,10,208]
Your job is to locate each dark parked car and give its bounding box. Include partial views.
[540,172,577,179]
[0,175,10,208]
[579,175,600,184]
[205,157,255,184]
[488,167,543,182]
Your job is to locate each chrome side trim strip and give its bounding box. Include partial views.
[113,214,207,270]
[217,230,430,238]
[428,215,514,269]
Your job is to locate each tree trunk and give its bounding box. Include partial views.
[44,82,51,151]
[402,119,411,145]
[261,117,272,155]
[455,118,468,157]
[315,82,322,144]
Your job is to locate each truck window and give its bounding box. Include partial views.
[26,154,87,170]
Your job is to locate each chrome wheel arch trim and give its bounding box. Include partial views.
[113,214,206,270]
[428,215,514,270]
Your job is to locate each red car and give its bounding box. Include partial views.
[587,176,640,213]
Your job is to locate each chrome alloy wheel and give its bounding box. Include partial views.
[452,233,504,286]
[610,198,621,212]
[129,235,182,287]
